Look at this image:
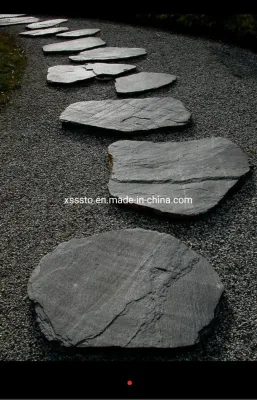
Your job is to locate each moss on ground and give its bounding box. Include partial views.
[0,32,26,106]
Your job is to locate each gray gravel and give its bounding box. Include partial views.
[0,15,257,361]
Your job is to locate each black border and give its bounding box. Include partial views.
[1,361,257,398]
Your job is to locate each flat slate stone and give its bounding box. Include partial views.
[108,138,250,216]
[85,63,137,79]
[0,14,26,18]
[26,18,68,29]
[28,228,224,348]
[43,37,105,53]
[60,97,191,133]
[19,27,69,37]
[115,72,177,94]
[70,47,147,62]
[0,17,39,26]
[47,65,95,84]
[56,28,100,38]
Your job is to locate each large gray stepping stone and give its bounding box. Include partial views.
[0,17,39,26]
[47,65,95,84]
[85,63,137,79]
[56,28,100,38]
[69,47,147,62]
[115,72,177,94]
[0,14,26,18]
[60,97,191,133]
[108,138,250,216]
[43,37,106,54]
[28,228,224,348]
[19,27,69,37]
[26,18,68,29]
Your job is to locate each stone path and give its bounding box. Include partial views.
[1,15,256,361]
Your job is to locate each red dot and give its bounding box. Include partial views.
[127,380,133,386]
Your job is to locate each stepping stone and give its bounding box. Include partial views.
[43,37,106,54]
[70,47,147,62]
[47,65,95,84]
[26,18,68,29]
[85,63,137,80]
[115,72,176,94]
[0,14,26,18]
[108,138,250,217]
[28,228,224,348]
[60,98,191,133]
[19,27,69,37]
[56,28,100,38]
[0,17,39,26]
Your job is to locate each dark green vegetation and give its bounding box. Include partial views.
[0,32,26,106]
[131,14,257,50]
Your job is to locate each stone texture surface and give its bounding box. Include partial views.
[43,37,105,53]
[19,27,69,37]
[47,65,95,84]
[85,63,137,79]
[108,138,250,216]
[115,72,177,94]
[0,17,39,26]
[28,228,224,348]
[0,14,26,18]
[60,97,191,133]
[56,28,100,38]
[69,47,147,62]
[26,19,68,29]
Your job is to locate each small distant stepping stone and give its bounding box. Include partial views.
[56,28,100,38]
[70,47,147,62]
[115,72,176,94]
[85,63,137,80]
[0,16,39,26]
[26,18,68,29]
[0,14,26,18]
[19,27,69,37]
[28,228,224,348]
[108,138,250,217]
[47,65,95,84]
[43,37,105,54]
[60,97,191,133]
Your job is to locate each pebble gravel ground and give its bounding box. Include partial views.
[0,15,257,361]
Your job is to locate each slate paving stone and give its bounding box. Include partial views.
[56,28,100,38]
[60,97,191,133]
[43,37,106,53]
[108,138,250,217]
[0,17,39,26]
[26,19,68,30]
[28,228,224,348]
[19,27,69,37]
[47,65,95,84]
[85,63,137,80]
[115,72,177,94]
[69,47,147,62]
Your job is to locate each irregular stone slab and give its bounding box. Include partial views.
[43,37,105,54]
[60,97,191,133]
[115,72,177,94]
[70,47,147,62]
[19,27,69,37]
[26,18,68,29]
[0,14,26,18]
[47,65,95,84]
[85,63,137,80]
[28,228,224,348]
[57,28,100,38]
[108,138,250,216]
[0,17,39,26]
